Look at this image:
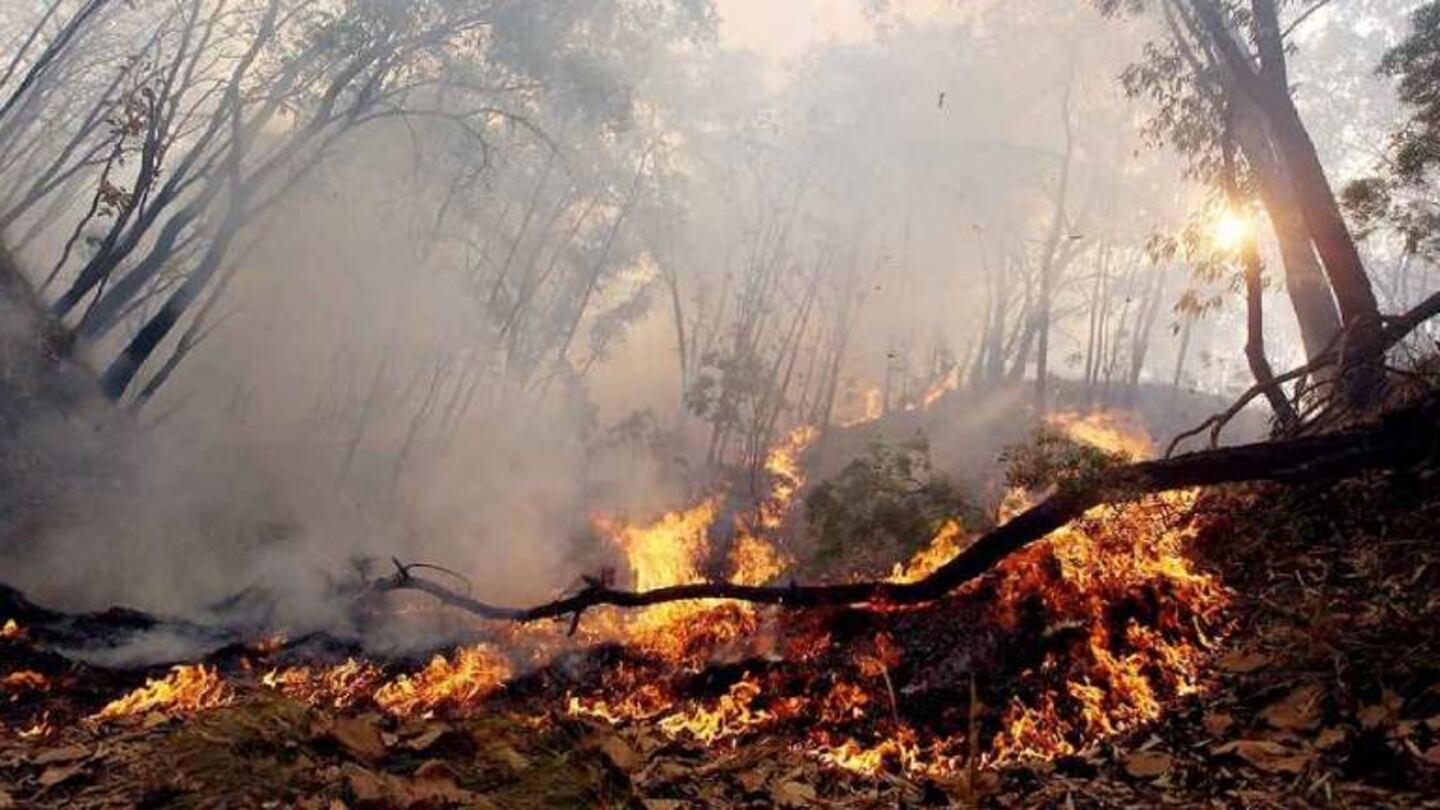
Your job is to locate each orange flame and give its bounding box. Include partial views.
[889,520,968,584]
[90,665,231,723]
[1045,410,1153,460]
[1,619,24,640]
[373,644,512,716]
[261,659,382,709]
[919,366,961,410]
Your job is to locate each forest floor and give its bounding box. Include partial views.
[3,469,1440,808]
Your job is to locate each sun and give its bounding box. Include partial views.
[1210,208,1253,252]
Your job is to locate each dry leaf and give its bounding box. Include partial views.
[37,761,85,788]
[1124,750,1173,778]
[31,745,88,765]
[330,716,387,763]
[343,764,386,804]
[1358,691,1402,730]
[1315,727,1347,750]
[1423,745,1440,767]
[771,779,817,808]
[1217,650,1270,674]
[735,768,766,792]
[342,762,480,809]
[486,744,530,772]
[0,789,13,808]
[591,733,642,772]
[402,727,446,752]
[1214,739,1311,774]
[1261,684,1323,731]
[1203,712,1234,737]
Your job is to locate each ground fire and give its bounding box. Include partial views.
[5,2,1440,806]
[1,413,1229,794]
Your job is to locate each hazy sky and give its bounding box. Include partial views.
[714,0,872,59]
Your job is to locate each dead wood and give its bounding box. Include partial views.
[370,390,1440,629]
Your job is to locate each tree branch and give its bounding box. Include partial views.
[370,392,1440,628]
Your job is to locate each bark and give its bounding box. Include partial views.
[1231,100,1341,363]
[1191,0,1383,401]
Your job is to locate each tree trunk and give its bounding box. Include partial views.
[1231,101,1342,363]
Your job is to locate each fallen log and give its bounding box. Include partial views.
[370,391,1440,628]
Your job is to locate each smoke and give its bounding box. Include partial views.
[0,0,1416,656]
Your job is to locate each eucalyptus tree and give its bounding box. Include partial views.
[1,0,716,406]
[1099,0,1393,404]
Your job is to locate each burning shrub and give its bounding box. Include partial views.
[805,437,980,573]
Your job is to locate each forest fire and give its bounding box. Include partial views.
[5,1,1440,805]
[546,410,1230,779]
[0,412,1228,793]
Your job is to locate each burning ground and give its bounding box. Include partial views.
[3,415,1440,808]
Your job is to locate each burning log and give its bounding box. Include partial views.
[371,390,1440,627]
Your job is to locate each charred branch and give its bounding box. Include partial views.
[371,390,1440,628]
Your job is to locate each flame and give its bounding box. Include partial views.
[729,533,787,586]
[262,659,381,709]
[889,520,968,583]
[39,407,1225,786]
[597,499,717,594]
[919,366,961,410]
[1,619,24,640]
[90,665,231,723]
[974,410,1227,761]
[759,424,819,529]
[839,386,884,427]
[1045,410,1153,460]
[19,714,53,738]
[373,644,512,716]
[655,673,781,744]
[814,727,963,778]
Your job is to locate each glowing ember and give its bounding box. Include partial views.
[1,619,24,640]
[90,665,231,723]
[18,714,53,738]
[0,671,50,692]
[251,633,287,655]
[373,644,512,716]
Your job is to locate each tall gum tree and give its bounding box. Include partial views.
[1102,0,1385,402]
